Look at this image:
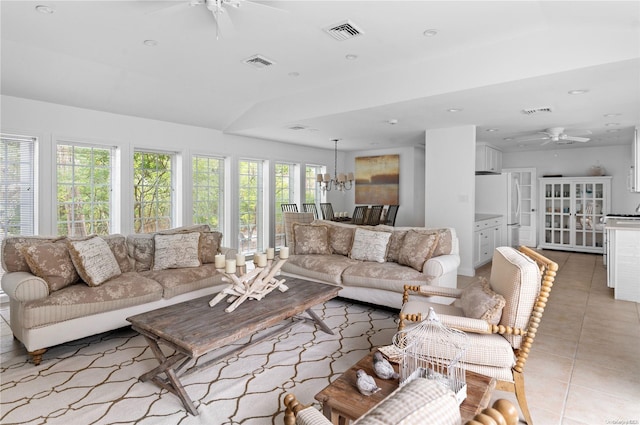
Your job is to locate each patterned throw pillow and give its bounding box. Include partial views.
[398,230,440,271]
[67,236,122,287]
[199,231,223,263]
[326,225,355,256]
[153,232,202,270]
[386,230,408,262]
[293,224,332,255]
[460,277,506,325]
[350,228,391,263]
[21,241,80,291]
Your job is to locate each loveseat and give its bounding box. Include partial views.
[281,213,460,309]
[1,225,235,365]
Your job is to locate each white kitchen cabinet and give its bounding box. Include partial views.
[606,221,640,302]
[539,176,611,253]
[476,143,502,173]
[474,216,503,267]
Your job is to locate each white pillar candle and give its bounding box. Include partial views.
[225,259,236,273]
[235,253,246,266]
[214,253,226,269]
[266,247,275,260]
[279,246,289,259]
[256,253,267,267]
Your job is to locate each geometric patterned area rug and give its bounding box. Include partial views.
[0,299,398,424]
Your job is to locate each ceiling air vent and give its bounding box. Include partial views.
[324,20,364,41]
[288,125,308,131]
[243,54,276,69]
[521,106,553,115]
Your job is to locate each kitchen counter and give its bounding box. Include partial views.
[604,218,640,303]
[475,213,503,222]
[605,218,640,230]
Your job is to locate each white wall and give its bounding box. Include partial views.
[425,125,477,277]
[503,144,640,214]
[1,95,337,248]
[341,145,426,227]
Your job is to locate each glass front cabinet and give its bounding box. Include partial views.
[539,176,611,253]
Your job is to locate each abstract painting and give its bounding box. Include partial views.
[355,154,399,204]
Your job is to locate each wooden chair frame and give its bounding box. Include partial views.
[398,246,557,425]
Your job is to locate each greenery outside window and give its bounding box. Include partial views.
[275,162,297,248]
[57,143,113,236]
[134,150,174,233]
[305,164,323,205]
[193,155,224,231]
[238,159,264,254]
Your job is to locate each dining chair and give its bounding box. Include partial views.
[320,203,334,220]
[385,205,399,226]
[280,203,299,213]
[302,203,319,219]
[351,206,367,225]
[364,205,383,225]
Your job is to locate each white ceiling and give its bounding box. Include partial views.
[2,0,639,152]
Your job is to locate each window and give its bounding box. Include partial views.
[193,155,224,231]
[238,159,264,254]
[1,134,37,283]
[56,143,113,236]
[305,164,323,205]
[133,150,174,233]
[274,162,297,248]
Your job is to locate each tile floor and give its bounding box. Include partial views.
[2,250,639,424]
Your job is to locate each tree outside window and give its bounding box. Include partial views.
[193,155,224,231]
[305,164,323,205]
[133,151,173,233]
[238,159,263,254]
[274,162,296,248]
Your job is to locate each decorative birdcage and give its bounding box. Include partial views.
[392,307,468,404]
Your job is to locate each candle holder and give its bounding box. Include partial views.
[208,256,288,313]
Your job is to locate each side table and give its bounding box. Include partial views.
[314,350,496,425]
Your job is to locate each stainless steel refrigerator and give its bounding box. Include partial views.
[476,173,521,247]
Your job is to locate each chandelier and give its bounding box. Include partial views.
[317,139,354,192]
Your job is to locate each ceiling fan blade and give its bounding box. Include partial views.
[564,129,592,137]
[564,136,590,143]
[211,8,237,38]
[540,139,554,146]
[516,135,551,142]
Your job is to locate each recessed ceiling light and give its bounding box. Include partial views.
[568,89,589,95]
[486,128,499,132]
[503,137,514,141]
[423,29,438,37]
[604,113,621,117]
[447,108,463,113]
[35,5,54,14]
[605,122,620,126]
[143,39,159,47]
[387,119,398,125]
[288,72,300,77]
[345,54,358,60]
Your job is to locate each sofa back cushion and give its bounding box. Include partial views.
[199,231,223,264]
[293,224,332,255]
[2,236,64,273]
[315,220,356,256]
[283,212,315,254]
[21,241,80,291]
[490,246,541,348]
[101,234,133,273]
[376,226,456,261]
[397,230,440,271]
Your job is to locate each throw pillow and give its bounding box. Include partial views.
[21,241,80,291]
[153,232,202,270]
[199,231,223,264]
[460,277,506,325]
[350,228,391,263]
[326,225,355,256]
[398,230,440,272]
[293,224,332,255]
[101,234,133,273]
[67,236,122,287]
[386,230,408,262]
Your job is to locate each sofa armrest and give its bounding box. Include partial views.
[423,254,460,278]
[1,271,50,302]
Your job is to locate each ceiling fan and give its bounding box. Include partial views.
[517,127,592,145]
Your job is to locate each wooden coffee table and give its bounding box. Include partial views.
[315,350,496,425]
[127,278,339,415]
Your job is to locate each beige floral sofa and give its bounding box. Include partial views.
[281,213,460,309]
[1,225,235,364]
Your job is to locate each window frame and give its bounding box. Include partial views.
[192,154,225,232]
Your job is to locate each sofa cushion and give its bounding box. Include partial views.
[320,222,355,256]
[199,231,223,264]
[283,212,315,254]
[153,232,202,270]
[460,277,506,325]
[376,226,454,258]
[67,236,122,286]
[398,230,439,271]
[2,236,64,273]
[293,224,332,255]
[21,241,80,292]
[350,228,391,263]
[101,234,133,273]
[386,230,408,262]
[281,254,358,285]
[22,272,163,329]
[342,262,434,293]
[490,247,541,348]
[141,263,225,299]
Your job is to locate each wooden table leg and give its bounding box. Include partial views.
[305,308,334,335]
[139,334,199,416]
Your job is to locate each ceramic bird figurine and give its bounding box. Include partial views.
[355,369,381,396]
[373,351,399,380]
